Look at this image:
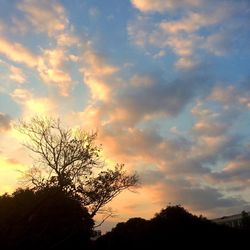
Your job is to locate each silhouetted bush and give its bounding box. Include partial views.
[94,205,245,249]
[0,187,94,249]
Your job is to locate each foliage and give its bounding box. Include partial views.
[241,210,250,231]
[16,116,138,217]
[94,205,244,249]
[0,187,93,249]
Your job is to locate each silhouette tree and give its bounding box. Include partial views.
[16,116,138,218]
[0,187,94,249]
[241,210,250,231]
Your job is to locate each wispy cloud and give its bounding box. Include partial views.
[17,0,68,37]
[0,37,38,67]
[9,66,26,84]
[131,0,202,13]
[129,1,250,69]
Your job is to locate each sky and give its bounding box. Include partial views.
[1,0,250,232]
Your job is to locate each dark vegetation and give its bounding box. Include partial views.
[0,187,93,249]
[0,191,249,249]
[95,205,247,249]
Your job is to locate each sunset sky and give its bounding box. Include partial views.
[1,0,250,232]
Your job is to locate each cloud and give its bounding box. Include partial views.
[167,35,202,57]
[136,172,247,216]
[128,1,250,67]
[81,49,119,101]
[161,181,247,212]
[99,121,214,177]
[160,10,225,34]
[9,66,26,84]
[113,70,211,125]
[213,154,250,182]
[175,57,200,70]
[130,74,155,87]
[37,48,73,96]
[139,168,165,186]
[83,68,212,135]
[10,17,29,34]
[16,0,80,48]
[191,101,231,137]
[10,88,32,102]
[0,37,37,67]
[0,113,11,132]
[75,68,217,178]
[10,88,57,117]
[127,15,163,49]
[56,33,79,47]
[131,0,202,13]
[188,95,249,166]
[209,85,250,109]
[128,16,202,57]
[17,0,68,37]
[84,79,250,215]
[204,33,230,56]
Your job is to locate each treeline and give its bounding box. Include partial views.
[95,206,246,249]
[0,188,249,249]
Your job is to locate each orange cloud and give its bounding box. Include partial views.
[175,57,199,70]
[11,88,57,117]
[9,65,26,84]
[166,35,200,56]
[38,48,72,96]
[131,0,202,12]
[56,33,79,47]
[0,37,37,67]
[81,50,119,101]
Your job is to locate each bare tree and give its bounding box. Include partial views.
[16,116,138,218]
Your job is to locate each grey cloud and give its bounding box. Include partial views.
[219,135,246,161]
[102,85,249,179]
[194,122,228,137]
[139,168,248,213]
[212,154,250,184]
[178,187,246,211]
[115,69,212,125]
[161,179,247,212]
[139,168,165,185]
